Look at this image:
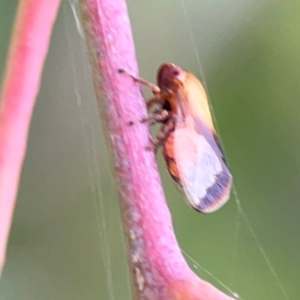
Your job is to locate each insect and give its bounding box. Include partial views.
[119,63,232,213]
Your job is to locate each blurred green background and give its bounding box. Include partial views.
[0,1,299,299]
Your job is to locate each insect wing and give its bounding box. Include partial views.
[173,109,232,213]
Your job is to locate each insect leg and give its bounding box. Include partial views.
[146,97,164,110]
[118,69,161,95]
[149,117,176,153]
[128,108,169,127]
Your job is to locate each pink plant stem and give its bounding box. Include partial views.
[0,0,61,275]
[80,1,235,299]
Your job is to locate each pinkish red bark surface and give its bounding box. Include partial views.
[80,1,235,299]
[0,0,61,275]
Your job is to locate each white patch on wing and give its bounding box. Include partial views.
[174,127,222,207]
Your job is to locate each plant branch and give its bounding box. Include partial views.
[0,0,61,276]
[79,0,235,299]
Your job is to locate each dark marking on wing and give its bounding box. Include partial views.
[197,168,232,212]
[190,116,232,212]
[213,133,227,165]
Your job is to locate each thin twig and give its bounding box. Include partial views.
[0,0,61,276]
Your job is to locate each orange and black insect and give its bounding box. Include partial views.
[119,63,232,213]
